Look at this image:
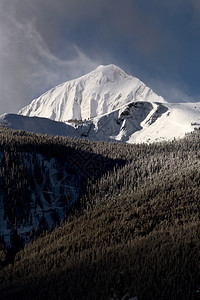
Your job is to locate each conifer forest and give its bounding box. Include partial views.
[0,128,200,299]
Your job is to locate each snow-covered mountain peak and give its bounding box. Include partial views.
[83,64,131,87]
[19,65,165,122]
[95,64,130,79]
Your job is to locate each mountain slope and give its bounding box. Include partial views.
[0,113,79,138]
[18,64,165,122]
[0,128,121,248]
[1,129,200,299]
[2,101,200,143]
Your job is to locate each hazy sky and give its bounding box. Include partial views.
[0,0,200,114]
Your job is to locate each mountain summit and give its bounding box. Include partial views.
[2,64,200,144]
[18,64,165,122]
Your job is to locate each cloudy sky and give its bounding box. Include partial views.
[0,0,200,114]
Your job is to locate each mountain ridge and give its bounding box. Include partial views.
[2,64,200,143]
[18,64,165,122]
[2,101,200,143]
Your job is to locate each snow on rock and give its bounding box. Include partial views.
[0,113,79,138]
[129,102,200,143]
[3,64,200,143]
[85,102,200,143]
[18,64,165,122]
[2,101,200,144]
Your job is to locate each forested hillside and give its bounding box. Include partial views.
[0,128,200,299]
[0,128,123,249]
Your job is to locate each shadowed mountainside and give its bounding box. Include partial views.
[0,129,200,299]
[0,128,125,251]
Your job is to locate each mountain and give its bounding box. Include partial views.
[1,65,200,299]
[18,64,165,122]
[1,64,200,143]
[1,101,200,143]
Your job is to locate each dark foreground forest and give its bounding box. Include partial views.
[0,128,200,299]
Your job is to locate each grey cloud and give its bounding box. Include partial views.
[191,0,200,10]
[148,77,199,103]
[155,0,200,17]
[9,0,164,55]
[0,1,99,114]
[104,1,162,53]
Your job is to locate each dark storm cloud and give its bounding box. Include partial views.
[43,0,164,54]
[9,0,163,55]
